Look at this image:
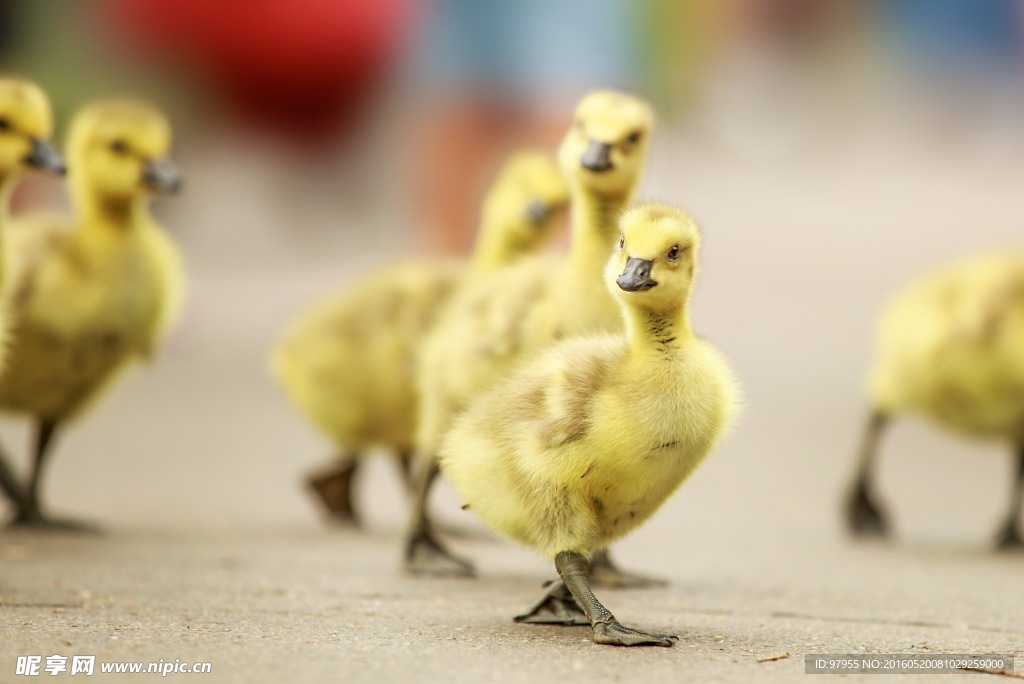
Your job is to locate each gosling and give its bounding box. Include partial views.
[270,150,567,524]
[0,77,65,506]
[407,91,655,583]
[846,253,1024,549]
[440,204,738,646]
[0,98,183,529]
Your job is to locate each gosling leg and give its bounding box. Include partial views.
[11,420,97,532]
[0,439,25,509]
[307,453,360,526]
[845,411,890,537]
[394,449,415,493]
[403,456,475,577]
[553,551,676,647]
[994,446,1024,550]
[589,548,668,588]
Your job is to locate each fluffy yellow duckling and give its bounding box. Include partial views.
[0,78,65,506]
[0,98,183,529]
[440,204,737,646]
[406,91,655,580]
[270,150,568,524]
[847,253,1024,549]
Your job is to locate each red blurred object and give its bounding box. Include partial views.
[102,0,415,141]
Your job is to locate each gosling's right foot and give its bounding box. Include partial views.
[592,619,677,647]
[846,483,888,537]
[404,528,475,577]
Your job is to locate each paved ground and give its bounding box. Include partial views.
[2,98,1024,682]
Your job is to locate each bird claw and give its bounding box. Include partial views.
[592,619,677,647]
[846,483,888,537]
[404,528,475,577]
[514,581,589,625]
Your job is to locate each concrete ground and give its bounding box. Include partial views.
[3,94,1024,682]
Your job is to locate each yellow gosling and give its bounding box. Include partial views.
[0,98,183,529]
[440,204,738,646]
[0,77,64,505]
[406,91,655,580]
[270,150,567,524]
[847,252,1024,549]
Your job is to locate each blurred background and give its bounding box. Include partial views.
[2,0,1024,551]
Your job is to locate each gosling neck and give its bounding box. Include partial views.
[567,186,630,278]
[468,215,525,276]
[0,170,17,282]
[73,182,150,236]
[623,299,693,356]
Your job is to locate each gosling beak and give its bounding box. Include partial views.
[616,257,657,292]
[580,140,613,173]
[525,199,549,224]
[24,139,65,175]
[142,158,182,194]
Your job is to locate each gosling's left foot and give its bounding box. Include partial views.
[514,581,588,625]
[307,468,360,527]
[404,527,476,577]
[994,522,1024,551]
[8,511,102,533]
[592,619,677,647]
[589,559,667,589]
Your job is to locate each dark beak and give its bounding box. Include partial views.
[616,257,657,292]
[24,138,65,175]
[142,158,182,194]
[580,140,613,173]
[525,199,549,224]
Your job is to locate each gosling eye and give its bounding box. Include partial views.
[109,139,130,156]
[667,245,680,261]
[618,236,625,250]
[0,117,10,132]
[625,131,642,145]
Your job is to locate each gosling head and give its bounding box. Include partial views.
[483,150,569,252]
[558,90,654,196]
[605,204,701,314]
[0,78,64,177]
[67,98,181,202]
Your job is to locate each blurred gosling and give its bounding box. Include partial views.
[270,151,567,525]
[440,204,738,646]
[0,77,65,506]
[0,98,183,529]
[407,90,654,582]
[847,253,1024,549]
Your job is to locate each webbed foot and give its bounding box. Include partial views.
[514,580,589,625]
[404,527,475,577]
[9,511,102,534]
[846,482,888,537]
[307,466,360,527]
[592,619,677,647]
[589,549,667,588]
[994,520,1024,551]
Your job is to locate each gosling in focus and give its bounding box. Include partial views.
[0,98,183,529]
[407,91,655,582]
[440,204,738,646]
[270,151,567,525]
[0,77,65,506]
[846,253,1024,549]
